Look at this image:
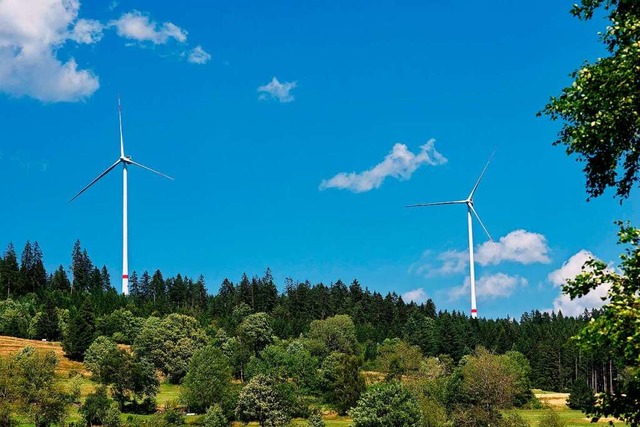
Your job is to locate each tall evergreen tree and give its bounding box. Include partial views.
[0,243,19,298]
[49,265,71,292]
[62,297,96,361]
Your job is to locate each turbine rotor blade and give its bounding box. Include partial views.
[468,203,493,241]
[118,96,125,158]
[406,200,466,208]
[70,159,122,202]
[468,150,495,200]
[128,160,174,180]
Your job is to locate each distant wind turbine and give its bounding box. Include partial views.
[71,97,173,295]
[407,154,494,319]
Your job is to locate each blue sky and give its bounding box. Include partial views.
[1,0,638,318]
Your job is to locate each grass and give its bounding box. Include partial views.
[514,408,626,427]
[0,335,87,376]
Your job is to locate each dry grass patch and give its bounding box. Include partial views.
[0,335,88,376]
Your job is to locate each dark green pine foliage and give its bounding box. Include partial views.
[71,240,94,293]
[0,243,19,298]
[49,265,71,292]
[63,297,96,361]
[129,271,140,299]
[35,296,61,340]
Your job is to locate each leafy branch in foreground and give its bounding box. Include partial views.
[564,221,640,425]
[539,0,640,200]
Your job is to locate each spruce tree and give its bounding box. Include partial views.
[0,243,19,298]
[63,297,96,361]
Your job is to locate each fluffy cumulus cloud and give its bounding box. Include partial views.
[0,0,100,102]
[109,10,187,44]
[320,139,447,193]
[547,250,610,316]
[449,273,527,301]
[257,77,297,103]
[402,288,428,304]
[0,0,210,103]
[187,45,211,64]
[423,229,551,276]
[476,229,551,265]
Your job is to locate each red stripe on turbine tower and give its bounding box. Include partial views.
[122,274,129,279]
[471,309,478,313]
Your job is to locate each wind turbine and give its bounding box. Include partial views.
[71,97,173,295]
[407,154,494,319]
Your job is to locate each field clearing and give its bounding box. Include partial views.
[0,335,88,376]
[515,409,626,427]
[533,391,569,408]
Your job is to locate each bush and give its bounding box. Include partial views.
[538,410,566,427]
[500,413,530,427]
[568,378,595,413]
[307,410,325,427]
[349,381,420,427]
[202,405,227,427]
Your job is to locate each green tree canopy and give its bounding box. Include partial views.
[180,345,233,414]
[349,381,421,427]
[540,0,640,199]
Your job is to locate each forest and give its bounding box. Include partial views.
[0,239,614,427]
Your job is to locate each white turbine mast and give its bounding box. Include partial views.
[70,96,173,295]
[407,153,494,319]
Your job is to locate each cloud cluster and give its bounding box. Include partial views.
[547,250,609,316]
[402,288,429,304]
[0,0,99,102]
[449,273,527,301]
[0,0,210,102]
[257,77,297,103]
[424,229,551,276]
[320,139,447,193]
[110,11,187,44]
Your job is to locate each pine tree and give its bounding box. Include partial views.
[32,242,47,293]
[19,241,34,295]
[49,265,71,292]
[0,243,19,298]
[63,297,96,361]
[100,266,111,291]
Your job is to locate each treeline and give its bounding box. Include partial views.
[0,240,613,393]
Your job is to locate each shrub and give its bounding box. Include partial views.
[538,410,566,427]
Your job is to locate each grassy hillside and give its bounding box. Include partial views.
[0,335,87,376]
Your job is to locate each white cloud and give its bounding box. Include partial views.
[420,229,550,276]
[0,0,99,102]
[402,288,428,304]
[257,77,297,103]
[476,229,551,265]
[320,139,447,193]
[547,250,609,316]
[110,10,187,44]
[547,249,594,287]
[69,19,104,44]
[449,273,527,301]
[187,45,211,64]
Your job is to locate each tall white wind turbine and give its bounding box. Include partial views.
[71,97,173,295]
[407,155,494,319]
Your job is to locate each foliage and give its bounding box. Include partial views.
[320,352,365,415]
[133,314,209,383]
[96,309,143,344]
[500,413,530,427]
[62,297,96,361]
[375,338,423,380]
[84,336,120,383]
[539,0,640,199]
[349,381,421,427]
[307,409,325,427]
[1,347,69,427]
[235,375,291,427]
[202,404,228,427]
[308,315,358,356]
[568,378,595,412]
[538,409,566,427]
[179,345,232,414]
[563,222,640,424]
[80,385,115,426]
[237,312,274,357]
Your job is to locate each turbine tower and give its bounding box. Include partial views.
[71,97,173,295]
[407,155,494,319]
